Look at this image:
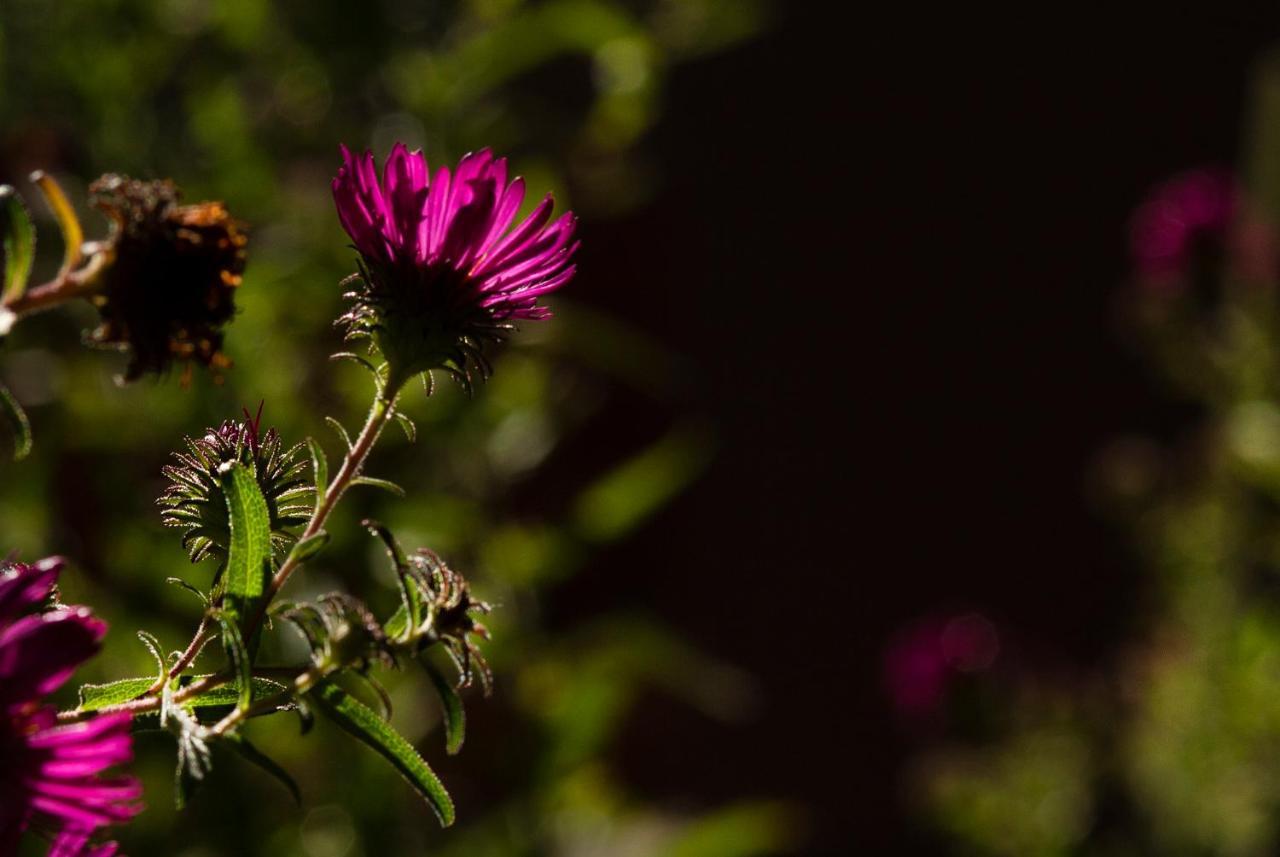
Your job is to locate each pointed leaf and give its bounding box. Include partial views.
[364,520,421,636]
[325,416,353,451]
[307,436,328,497]
[425,664,466,755]
[78,677,155,712]
[174,759,203,811]
[0,382,31,461]
[225,733,301,805]
[181,675,289,710]
[383,602,410,641]
[137,631,167,680]
[219,461,273,627]
[30,171,82,276]
[289,530,330,563]
[310,680,455,826]
[351,476,406,497]
[166,577,209,606]
[0,186,35,303]
[218,616,253,711]
[394,411,416,443]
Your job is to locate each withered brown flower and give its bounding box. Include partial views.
[87,175,247,382]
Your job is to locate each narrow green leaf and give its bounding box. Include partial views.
[78,677,155,712]
[306,436,328,496]
[364,520,421,636]
[0,186,35,303]
[219,461,273,626]
[330,351,384,393]
[166,577,209,606]
[218,616,252,712]
[425,665,466,755]
[0,382,31,461]
[325,416,352,451]
[174,760,203,811]
[289,530,329,563]
[182,675,287,709]
[310,680,455,826]
[136,631,167,679]
[351,476,406,497]
[394,411,417,443]
[225,733,301,805]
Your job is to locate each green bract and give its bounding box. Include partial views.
[159,417,312,564]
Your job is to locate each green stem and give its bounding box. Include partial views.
[245,383,401,641]
[207,662,325,737]
[58,377,406,727]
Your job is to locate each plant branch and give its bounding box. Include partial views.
[0,247,111,317]
[244,383,401,640]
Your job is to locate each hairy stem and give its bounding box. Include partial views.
[158,615,215,689]
[56,672,226,722]
[207,662,324,738]
[63,378,405,728]
[246,385,400,640]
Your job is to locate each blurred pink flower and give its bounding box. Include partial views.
[883,612,999,716]
[0,558,142,856]
[1128,168,1255,288]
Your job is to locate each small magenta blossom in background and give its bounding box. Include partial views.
[883,612,999,717]
[0,558,142,857]
[1129,168,1238,284]
[332,144,578,384]
[1129,167,1280,291]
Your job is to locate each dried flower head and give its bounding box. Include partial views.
[159,408,311,564]
[88,174,247,382]
[332,144,577,390]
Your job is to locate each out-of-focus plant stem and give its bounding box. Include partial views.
[0,246,111,317]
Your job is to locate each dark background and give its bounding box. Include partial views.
[603,6,1280,852]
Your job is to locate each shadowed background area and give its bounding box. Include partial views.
[9,2,1280,855]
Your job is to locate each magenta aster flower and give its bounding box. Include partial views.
[332,143,578,387]
[0,558,142,856]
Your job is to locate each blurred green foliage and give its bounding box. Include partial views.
[0,1,792,854]
[911,50,1280,857]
